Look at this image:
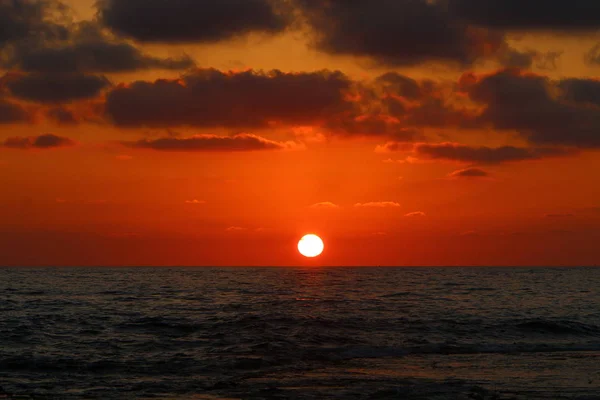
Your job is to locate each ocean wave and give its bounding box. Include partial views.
[515,319,600,336]
[3,267,600,399]
[337,342,600,359]
[114,316,206,336]
[380,291,414,298]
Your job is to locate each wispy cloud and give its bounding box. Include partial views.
[354,202,400,208]
[185,199,206,204]
[310,202,340,209]
[405,211,426,217]
[226,226,247,232]
[448,168,490,178]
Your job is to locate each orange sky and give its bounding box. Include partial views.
[1,0,600,266]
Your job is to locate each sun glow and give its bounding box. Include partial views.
[298,234,324,258]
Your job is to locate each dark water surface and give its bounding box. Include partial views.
[1,267,600,399]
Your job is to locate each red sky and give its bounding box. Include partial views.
[1,0,600,266]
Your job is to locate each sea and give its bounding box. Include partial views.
[1,267,600,399]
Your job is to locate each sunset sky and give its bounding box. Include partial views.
[1,0,600,266]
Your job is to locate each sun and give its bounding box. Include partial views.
[298,234,324,258]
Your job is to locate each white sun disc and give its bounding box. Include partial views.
[298,234,324,258]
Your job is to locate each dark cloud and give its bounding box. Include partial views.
[368,69,600,147]
[324,72,476,137]
[370,72,477,129]
[449,167,489,178]
[46,107,77,124]
[105,68,352,128]
[462,69,600,147]
[403,97,477,128]
[377,141,575,164]
[481,46,561,70]
[4,72,110,103]
[375,73,425,100]
[0,0,68,46]
[4,22,195,73]
[99,0,290,43]
[326,116,423,140]
[536,51,563,71]
[496,47,536,69]
[103,68,476,137]
[3,133,75,149]
[0,0,39,44]
[102,68,484,137]
[411,142,574,164]
[296,0,571,68]
[0,99,28,123]
[122,133,297,152]
[375,141,414,153]
[464,69,551,110]
[560,78,600,106]
[585,44,600,66]
[449,0,600,31]
[297,0,504,66]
